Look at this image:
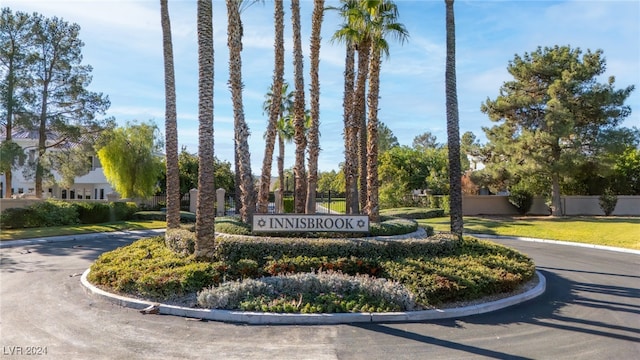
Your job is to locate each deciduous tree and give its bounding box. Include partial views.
[96,122,163,199]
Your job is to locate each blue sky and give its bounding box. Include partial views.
[5,0,639,174]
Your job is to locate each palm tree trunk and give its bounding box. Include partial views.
[277,132,285,211]
[160,0,181,230]
[354,40,371,213]
[257,0,285,214]
[195,0,216,258]
[305,0,324,214]
[365,49,381,222]
[291,0,307,213]
[445,0,463,236]
[343,45,358,214]
[227,0,254,223]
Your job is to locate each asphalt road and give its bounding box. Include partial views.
[1,234,639,359]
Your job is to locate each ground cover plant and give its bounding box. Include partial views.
[418,216,640,250]
[88,233,536,313]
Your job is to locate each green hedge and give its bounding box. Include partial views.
[213,233,461,266]
[0,200,138,229]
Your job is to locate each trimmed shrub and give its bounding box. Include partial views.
[74,202,111,224]
[88,236,219,299]
[215,216,252,235]
[213,232,461,266]
[508,190,533,215]
[165,228,196,255]
[0,208,36,229]
[3,200,80,228]
[599,191,618,216]
[197,271,420,313]
[110,202,138,221]
[133,211,196,223]
[380,208,445,220]
[31,200,79,227]
[369,218,418,236]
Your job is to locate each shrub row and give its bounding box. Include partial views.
[0,200,138,229]
[88,237,220,299]
[198,271,420,313]
[379,208,445,220]
[212,232,461,266]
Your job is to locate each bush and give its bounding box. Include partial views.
[0,208,36,229]
[215,216,252,235]
[599,191,618,216]
[380,208,445,220]
[369,218,418,236]
[133,211,196,223]
[213,232,461,266]
[165,228,196,255]
[427,195,450,214]
[110,202,138,221]
[197,271,420,313]
[74,202,111,224]
[508,190,533,215]
[88,236,219,299]
[1,200,79,229]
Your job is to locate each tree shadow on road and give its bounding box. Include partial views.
[350,269,640,358]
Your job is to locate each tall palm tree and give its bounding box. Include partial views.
[330,0,360,214]
[262,81,294,210]
[227,0,256,223]
[445,0,463,235]
[291,0,307,213]
[160,0,180,230]
[364,0,408,222]
[257,0,285,214]
[305,0,325,214]
[195,0,216,258]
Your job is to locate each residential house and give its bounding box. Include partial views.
[0,129,114,200]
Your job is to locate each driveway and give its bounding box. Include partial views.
[1,234,638,359]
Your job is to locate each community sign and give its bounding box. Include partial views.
[252,214,370,233]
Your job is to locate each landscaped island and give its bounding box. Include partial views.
[87,216,535,313]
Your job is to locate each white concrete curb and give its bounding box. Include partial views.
[81,268,545,325]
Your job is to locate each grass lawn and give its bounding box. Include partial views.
[418,216,640,250]
[0,220,166,241]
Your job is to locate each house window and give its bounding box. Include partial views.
[100,189,104,200]
[62,190,67,199]
[18,188,24,194]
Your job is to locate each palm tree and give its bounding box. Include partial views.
[364,0,408,222]
[291,0,307,213]
[195,0,216,258]
[160,0,180,230]
[262,81,294,212]
[445,0,463,235]
[305,0,325,214]
[227,0,256,223]
[330,0,360,214]
[257,0,285,214]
